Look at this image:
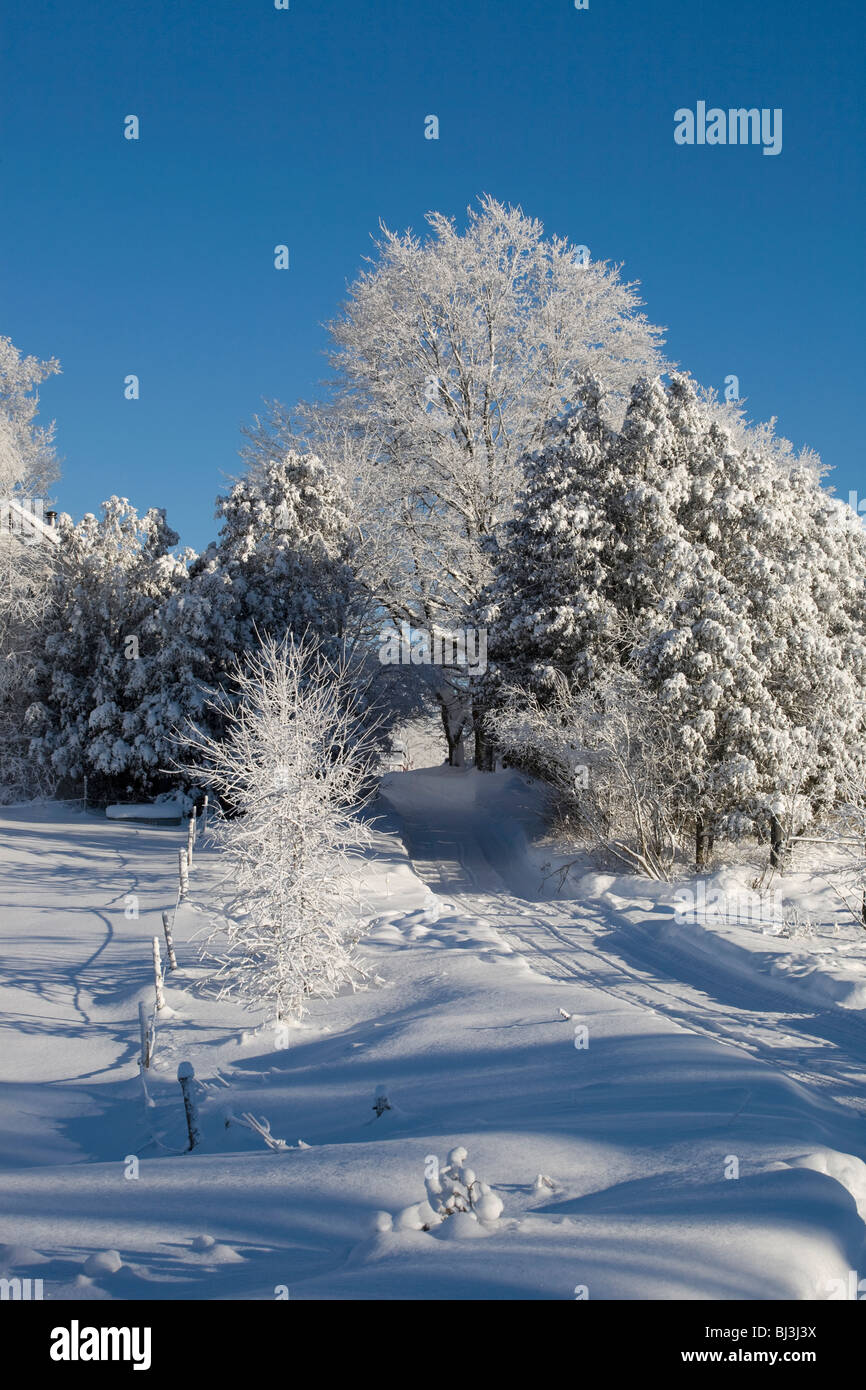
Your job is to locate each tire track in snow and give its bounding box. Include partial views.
[399,816,866,1123]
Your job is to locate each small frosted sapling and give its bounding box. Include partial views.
[176,633,380,1023]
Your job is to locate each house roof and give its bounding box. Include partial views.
[1,498,60,545]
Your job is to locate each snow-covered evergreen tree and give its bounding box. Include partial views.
[23,451,379,801]
[26,498,187,799]
[208,451,360,664]
[484,373,866,865]
[480,376,623,698]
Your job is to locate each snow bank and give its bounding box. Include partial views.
[651,902,866,1013]
[106,802,185,822]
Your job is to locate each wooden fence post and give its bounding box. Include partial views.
[138,999,152,1069]
[162,909,178,971]
[178,847,189,901]
[152,935,166,1012]
[177,1062,201,1151]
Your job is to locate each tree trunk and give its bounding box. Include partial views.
[473,713,494,771]
[769,813,785,869]
[695,813,709,872]
[438,696,465,767]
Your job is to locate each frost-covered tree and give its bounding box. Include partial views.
[642,378,866,859]
[181,634,378,1021]
[24,452,385,800]
[321,198,664,620]
[201,451,363,666]
[244,199,666,762]
[26,498,187,799]
[0,335,61,799]
[140,548,237,750]
[0,334,60,500]
[484,373,866,867]
[479,376,623,698]
[489,669,689,880]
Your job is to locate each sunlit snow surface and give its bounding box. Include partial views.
[1,772,865,1300]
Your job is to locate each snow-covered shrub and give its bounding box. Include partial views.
[490,668,689,880]
[393,1147,504,1232]
[808,768,866,929]
[774,905,820,941]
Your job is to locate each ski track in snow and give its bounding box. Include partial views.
[395,803,866,1124]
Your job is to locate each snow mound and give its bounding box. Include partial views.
[0,1242,47,1267]
[646,882,866,1015]
[433,1212,489,1240]
[83,1249,123,1275]
[189,1236,244,1263]
[785,1149,866,1220]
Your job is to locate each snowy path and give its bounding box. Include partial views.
[385,772,866,1139]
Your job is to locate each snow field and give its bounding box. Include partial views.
[1,776,866,1299]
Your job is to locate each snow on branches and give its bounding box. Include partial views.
[181,633,379,1021]
[483,372,866,869]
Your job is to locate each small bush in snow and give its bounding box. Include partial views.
[393,1147,503,1232]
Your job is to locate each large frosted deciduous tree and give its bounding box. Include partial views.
[314,197,663,623]
[242,198,666,764]
[183,634,378,1022]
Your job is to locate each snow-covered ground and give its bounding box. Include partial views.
[2,770,866,1300]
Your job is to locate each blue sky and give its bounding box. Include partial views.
[3,0,863,550]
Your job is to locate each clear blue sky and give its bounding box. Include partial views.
[3,0,863,550]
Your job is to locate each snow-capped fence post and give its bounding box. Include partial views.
[178,847,189,900]
[162,909,178,971]
[82,775,88,811]
[186,813,195,870]
[177,1062,201,1151]
[201,794,209,834]
[138,999,154,1069]
[152,935,166,1011]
